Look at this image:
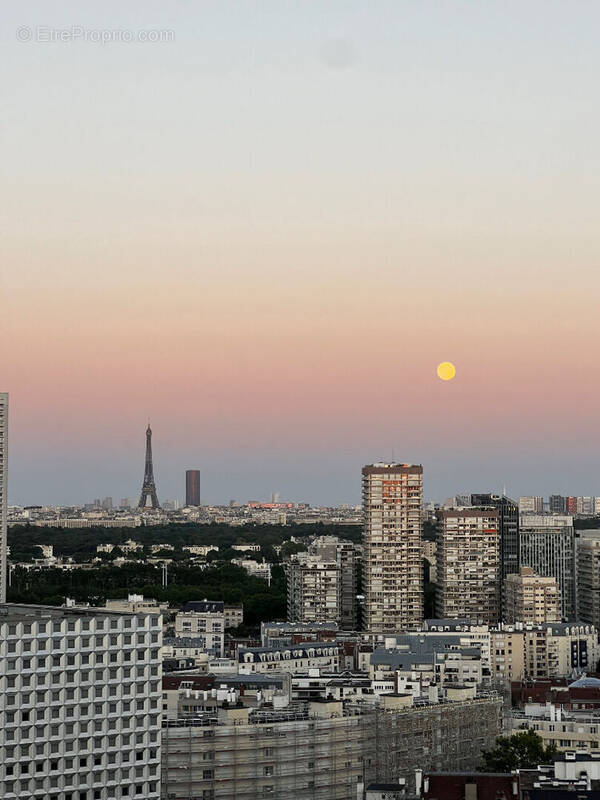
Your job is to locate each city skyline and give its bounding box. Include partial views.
[6,413,600,509]
[5,3,600,798]
[5,2,600,506]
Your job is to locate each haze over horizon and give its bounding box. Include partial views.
[4,1,600,506]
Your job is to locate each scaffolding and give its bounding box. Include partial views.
[161,695,502,799]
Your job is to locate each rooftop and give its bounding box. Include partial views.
[0,602,146,622]
[183,601,225,614]
[569,676,600,688]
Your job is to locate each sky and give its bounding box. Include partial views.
[2,1,600,506]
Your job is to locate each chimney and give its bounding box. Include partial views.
[415,769,423,796]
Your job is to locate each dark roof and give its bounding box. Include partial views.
[569,676,600,688]
[162,674,215,690]
[183,601,224,614]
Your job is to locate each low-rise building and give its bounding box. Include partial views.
[175,601,225,657]
[526,750,600,794]
[260,621,339,648]
[149,543,175,553]
[231,558,272,585]
[224,603,243,629]
[421,772,519,800]
[368,645,482,687]
[238,644,341,675]
[511,703,600,753]
[489,622,599,682]
[182,545,219,556]
[103,593,169,616]
[162,636,211,668]
[161,672,292,719]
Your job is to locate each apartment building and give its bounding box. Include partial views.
[224,604,244,629]
[519,496,544,513]
[418,619,599,684]
[422,541,437,583]
[526,623,597,679]
[436,508,500,624]
[511,703,600,753]
[503,567,560,624]
[368,644,483,687]
[362,463,423,632]
[575,530,600,628]
[238,644,341,675]
[175,601,225,656]
[285,553,342,625]
[309,535,359,629]
[519,514,575,620]
[260,621,339,648]
[489,627,526,683]
[470,494,519,588]
[161,695,503,799]
[0,603,162,800]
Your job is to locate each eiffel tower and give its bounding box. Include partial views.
[138,423,160,509]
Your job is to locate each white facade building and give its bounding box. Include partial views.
[0,603,162,800]
[175,601,225,656]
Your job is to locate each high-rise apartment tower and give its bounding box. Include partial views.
[471,493,519,589]
[519,514,575,620]
[309,536,359,629]
[285,553,342,625]
[575,530,600,629]
[436,507,500,623]
[362,463,423,632]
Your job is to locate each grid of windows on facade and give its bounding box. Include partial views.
[0,605,163,800]
[362,464,423,632]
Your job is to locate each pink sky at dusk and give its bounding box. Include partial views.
[3,1,600,505]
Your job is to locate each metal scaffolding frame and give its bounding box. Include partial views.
[161,695,503,799]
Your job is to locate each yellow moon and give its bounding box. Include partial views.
[437,362,456,381]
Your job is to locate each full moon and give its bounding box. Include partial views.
[437,362,456,381]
